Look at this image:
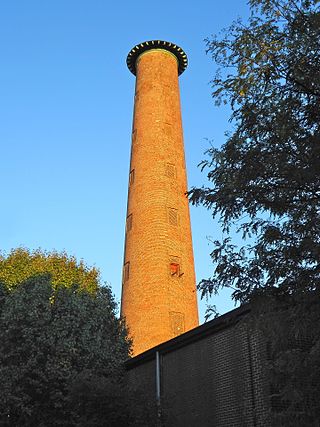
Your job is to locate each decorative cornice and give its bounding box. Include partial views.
[126,40,188,76]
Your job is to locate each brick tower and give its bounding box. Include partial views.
[121,40,199,355]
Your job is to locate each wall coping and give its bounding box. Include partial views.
[125,304,251,369]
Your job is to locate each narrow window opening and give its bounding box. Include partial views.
[168,208,178,226]
[166,163,176,179]
[132,129,137,144]
[123,262,130,282]
[129,169,135,185]
[182,152,186,169]
[170,312,185,336]
[126,214,133,231]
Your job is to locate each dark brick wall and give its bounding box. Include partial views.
[126,358,155,399]
[125,306,270,427]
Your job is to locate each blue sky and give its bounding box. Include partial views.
[0,0,250,322]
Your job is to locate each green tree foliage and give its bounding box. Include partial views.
[0,248,99,293]
[190,0,320,302]
[0,251,152,426]
[189,0,320,424]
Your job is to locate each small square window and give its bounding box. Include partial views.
[170,262,180,276]
[169,256,182,278]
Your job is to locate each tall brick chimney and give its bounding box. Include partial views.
[121,40,199,355]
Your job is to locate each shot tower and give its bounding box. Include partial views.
[121,40,199,355]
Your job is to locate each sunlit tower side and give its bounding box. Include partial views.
[121,40,199,355]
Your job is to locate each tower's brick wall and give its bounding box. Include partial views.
[121,46,199,355]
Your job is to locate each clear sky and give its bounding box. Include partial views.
[0,0,250,322]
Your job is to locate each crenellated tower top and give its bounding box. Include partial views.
[126,40,188,76]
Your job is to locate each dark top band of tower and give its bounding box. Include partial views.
[127,40,188,76]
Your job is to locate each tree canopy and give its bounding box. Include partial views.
[190,0,320,303]
[0,248,99,293]
[189,0,320,423]
[0,249,151,426]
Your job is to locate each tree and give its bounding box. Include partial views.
[189,0,320,424]
[0,250,151,426]
[0,248,99,293]
[190,0,320,302]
